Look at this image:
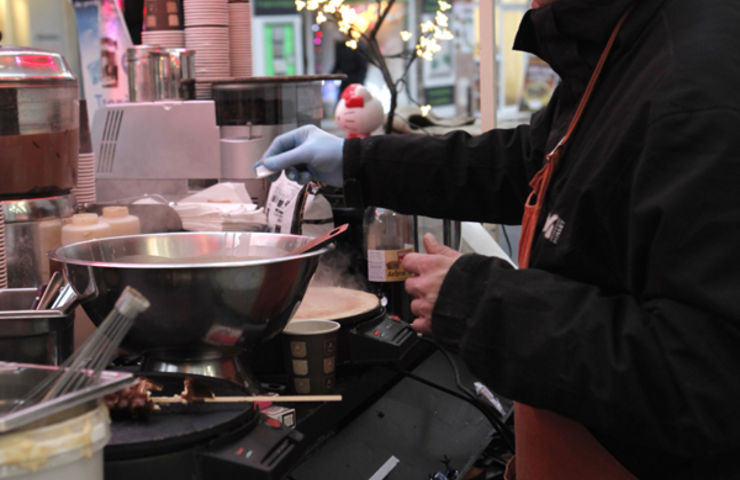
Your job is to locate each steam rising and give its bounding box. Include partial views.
[309,248,368,292]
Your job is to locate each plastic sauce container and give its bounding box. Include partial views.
[0,402,110,480]
[101,206,140,237]
[60,214,112,245]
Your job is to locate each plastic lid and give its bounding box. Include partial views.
[102,206,130,218]
[71,213,100,225]
[0,46,77,86]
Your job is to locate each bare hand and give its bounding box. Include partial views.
[402,233,462,335]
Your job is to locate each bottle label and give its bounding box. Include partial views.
[367,248,414,282]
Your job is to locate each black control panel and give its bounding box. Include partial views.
[199,417,304,480]
[347,315,418,364]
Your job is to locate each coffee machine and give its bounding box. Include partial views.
[91,75,344,205]
[0,45,79,288]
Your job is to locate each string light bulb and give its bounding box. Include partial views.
[438,0,452,11]
[435,11,449,28]
[296,0,456,121]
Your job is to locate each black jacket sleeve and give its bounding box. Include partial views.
[432,106,740,461]
[342,126,535,225]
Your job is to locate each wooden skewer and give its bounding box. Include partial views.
[150,394,342,404]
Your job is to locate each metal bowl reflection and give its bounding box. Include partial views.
[48,232,330,354]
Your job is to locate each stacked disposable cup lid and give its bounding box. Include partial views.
[194,79,213,99]
[184,0,230,99]
[184,0,228,26]
[142,30,186,48]
[0,206,7,288]
[72,152,97,205]
[229,1,252,77]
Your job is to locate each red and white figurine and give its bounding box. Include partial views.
[334,83,385,138]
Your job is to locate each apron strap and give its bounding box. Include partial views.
[518,8,632,269]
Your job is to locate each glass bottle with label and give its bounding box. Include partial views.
[363,207,415,320]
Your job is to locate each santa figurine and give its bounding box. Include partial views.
[334,83,385,138]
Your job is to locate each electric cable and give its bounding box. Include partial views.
[396,366,514,455]
[418,336,515,452]
[392,331,515,453]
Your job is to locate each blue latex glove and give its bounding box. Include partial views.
[256,125,345,187]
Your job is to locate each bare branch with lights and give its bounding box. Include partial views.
[296,0,455,134]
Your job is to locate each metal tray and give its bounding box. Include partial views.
[0,361,135,432]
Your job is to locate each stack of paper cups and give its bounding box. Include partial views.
[184,0,230,99]
[229,0,252,77]
[72,152,97,204]
[73,100,96,205]
[0,206,7,288]
[184,0,228,25]
[142,30,185,48]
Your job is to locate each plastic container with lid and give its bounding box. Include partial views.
[101,206,141,237]
[60,214,111,245]
[0,402,110,480]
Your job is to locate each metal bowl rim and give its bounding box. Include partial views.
[48,231,332,269]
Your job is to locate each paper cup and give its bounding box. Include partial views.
[282,319,340,394]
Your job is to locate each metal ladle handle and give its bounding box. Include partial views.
[289,223,349,255]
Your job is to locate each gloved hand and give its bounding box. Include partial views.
[256,125,345,187]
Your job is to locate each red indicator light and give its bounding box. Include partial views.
[17,55,57,70]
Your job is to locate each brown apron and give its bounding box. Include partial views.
[506,9,637,480]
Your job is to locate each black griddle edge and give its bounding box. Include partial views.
[105,332,433,480]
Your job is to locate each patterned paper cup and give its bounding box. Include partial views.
[281,319,341,394]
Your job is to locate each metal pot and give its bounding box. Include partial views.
[48,232,330,355]
[0,288,74,365]
[126,46,194,102]
[0,46,79,197]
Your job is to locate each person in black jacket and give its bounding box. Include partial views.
[257,0,740,477]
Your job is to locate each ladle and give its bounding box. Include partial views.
[289,223,349,255]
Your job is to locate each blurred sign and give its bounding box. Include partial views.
[422,0,439,14]
[74,0,132,124]
[519,54,559,112]
[254,0,298,15]
[424,86,455,106]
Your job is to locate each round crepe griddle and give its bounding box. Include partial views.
[106,372,257,460]
[291,286,381,323]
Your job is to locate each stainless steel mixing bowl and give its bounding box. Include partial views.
[48,232,330,354]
